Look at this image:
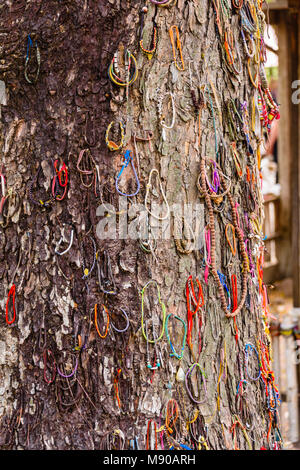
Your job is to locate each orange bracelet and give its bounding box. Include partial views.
[94,304,110,339]
[114,368,122,409]
[225,223,237,256]
[169,25,184,71]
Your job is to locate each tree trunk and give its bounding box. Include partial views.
[0,0,281,451]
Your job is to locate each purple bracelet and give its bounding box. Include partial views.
[57,354,79,378]
[111,308,130,333]
[185,363,207,404]
[149,0,172,4]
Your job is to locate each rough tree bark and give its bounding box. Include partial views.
[0,0,281,451]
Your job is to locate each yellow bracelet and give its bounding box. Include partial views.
[105,121,125,151]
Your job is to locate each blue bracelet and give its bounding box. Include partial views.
[115,150,140,197]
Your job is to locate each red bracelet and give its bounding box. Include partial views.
[6,284,16,325]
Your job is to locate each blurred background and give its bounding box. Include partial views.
[263,0,300,450]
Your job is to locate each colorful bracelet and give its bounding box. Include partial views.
[165,313,187,360]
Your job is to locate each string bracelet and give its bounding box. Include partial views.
[199,157,248,317]
[165,313,187,360]
[24,34,40,84]
[169,26,184,71]
[244,343,261,381]
[94,304,110,339]
[52,159,68,201]
[144,169,170,221]
[55,226,74,256]
[6,284,16,325]
[113,368,122,409]
[185,363,207,405]
[185,275,204,350]
[57,353,79,379]
[76,149,96,189]
[146,420,158,450]
[141,280,166,344]
[111,308,130,333]
[43,349,56,385]
[115,150,140,197]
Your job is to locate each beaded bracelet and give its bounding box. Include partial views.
[108,50,138,87]
[115,150,140,197]
[173,216,195,255]
[141,280,166,344]
[105,121,125,151]
[185,363,207,404]
[140,20,157,60]
[165,313,187,360]
[24,34,40,84]
[6,284,16,325]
